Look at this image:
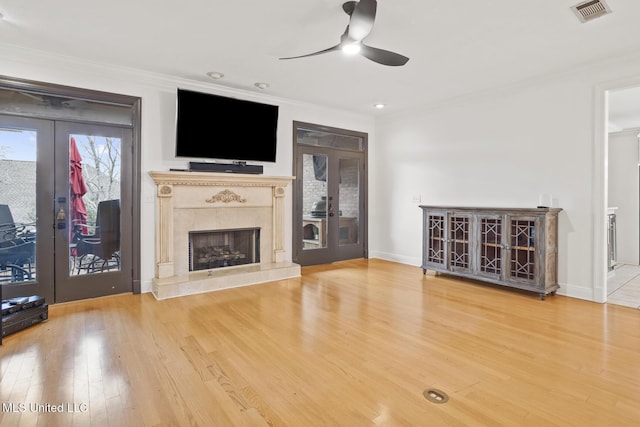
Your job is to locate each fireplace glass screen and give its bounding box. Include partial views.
[189,228,260,271]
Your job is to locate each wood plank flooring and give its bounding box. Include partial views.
[1,259,640,426]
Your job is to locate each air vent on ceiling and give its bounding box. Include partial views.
[571,0,612,23]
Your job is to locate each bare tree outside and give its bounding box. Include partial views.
[0,145,10,159]
[74,135,121,225]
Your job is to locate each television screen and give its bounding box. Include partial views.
[176,89,279,163]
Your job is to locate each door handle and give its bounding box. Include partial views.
[57,208,66,221]
[56,207,67,229]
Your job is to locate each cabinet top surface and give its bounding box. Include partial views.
[419,205,562,214]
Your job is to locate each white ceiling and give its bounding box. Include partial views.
[1,0,640,119]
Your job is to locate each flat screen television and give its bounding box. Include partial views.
[175,89,279,163]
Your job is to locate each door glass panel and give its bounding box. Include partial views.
[0,128,37,284]
[69,134,121,275]
[338,157,359,246]
[302,153,328,250]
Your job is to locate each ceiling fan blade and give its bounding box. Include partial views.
[360,44,409,66]
[279,44,341,60]
[347,0,377,41]
[342,1,356,16]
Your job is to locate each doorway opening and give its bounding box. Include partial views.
[0,76,141,303]
[606,86,640,308]
[293,121,368,266]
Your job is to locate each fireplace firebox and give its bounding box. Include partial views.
[189,228,260,271]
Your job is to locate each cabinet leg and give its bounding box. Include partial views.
[422,268,427,275]
[540,293,546,301]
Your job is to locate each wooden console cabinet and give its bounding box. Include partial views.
[420,206,561,299]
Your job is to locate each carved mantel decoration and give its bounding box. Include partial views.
[206,189,246,204]
[159,185,172,196]
[148,171,300,300]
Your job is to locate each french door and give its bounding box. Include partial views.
[0,114,132,303]
[293,122,367,266]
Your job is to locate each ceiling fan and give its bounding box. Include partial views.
[280,0,409,67]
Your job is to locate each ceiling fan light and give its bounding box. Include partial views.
[342,43,361,55]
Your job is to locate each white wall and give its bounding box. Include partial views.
[0,45,375,294]
[372,52,640,302]
[608,130,639,265]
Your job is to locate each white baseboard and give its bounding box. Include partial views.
[141,280,153,294]
[369,251,420,267]
[556,282,602,303]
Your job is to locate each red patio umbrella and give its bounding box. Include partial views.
[69,136,88,241]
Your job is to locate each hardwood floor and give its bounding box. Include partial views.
[2,259,640,426]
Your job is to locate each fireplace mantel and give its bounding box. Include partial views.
[149,171,300,299]
[149,171,295,188]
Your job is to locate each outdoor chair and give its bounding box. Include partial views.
[72,199,120,274]
[0,204,36,282]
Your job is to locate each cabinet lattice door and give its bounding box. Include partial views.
[479,216,503,278]
[424,212,446,266]
[449,215,471,272]
[509,218,537,283]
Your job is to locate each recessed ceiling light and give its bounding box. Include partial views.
[374,103,386,109]
[206,71,224,79]
[254,82,269,90]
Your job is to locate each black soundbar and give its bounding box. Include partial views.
[188,161,263,174]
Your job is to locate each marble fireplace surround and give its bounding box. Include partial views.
[149,171,300,300]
